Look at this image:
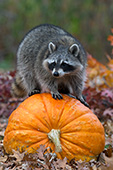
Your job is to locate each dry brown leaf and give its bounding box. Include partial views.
[101,155,113,170]
[53,157,68,169]
[11,149,25,162]
[0,155,7,162]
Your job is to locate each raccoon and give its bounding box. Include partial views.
[12,24,88,106]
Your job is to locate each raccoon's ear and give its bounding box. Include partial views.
[69,44,79,56]
[48,42,56,54]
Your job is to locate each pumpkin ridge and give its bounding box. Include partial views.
[60,115,86,131]
[26,138,49,148]
[56,100,68,127]
[41,94,53,129]
[58,99,79,129]
[45,140,55,151]
[61,144,86,160]
[60,129,103,134]
[23,139,49,153]
[20,104,50,131]
[44,142,64,160]
[58,99,75,125]
[60,113,98,132]
[6,129,48,134]
[62,142,96,161]
[4,130,47,142]
[61,140,97,161]
[56,152,63,160]
[33,112,50,132]
[40,94,69,129]
[61,137,93,154]
[18,95,51,131]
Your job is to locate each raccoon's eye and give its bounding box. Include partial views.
[48,62,56,71]
[60,62,66,67]
[61,62,74,72]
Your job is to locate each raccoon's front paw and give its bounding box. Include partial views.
[29,89,41,97]
[51,91,63,100]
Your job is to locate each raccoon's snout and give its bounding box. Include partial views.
[52,68,64,77]
[53,71,59,77]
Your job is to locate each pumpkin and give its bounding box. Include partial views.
[3,93,105,161]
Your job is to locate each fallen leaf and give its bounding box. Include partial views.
[11,149,25,162]
[0,155,7,162]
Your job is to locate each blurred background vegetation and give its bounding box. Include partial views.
[0,0,113,70]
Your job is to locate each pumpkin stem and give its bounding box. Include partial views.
[48,129,62,153]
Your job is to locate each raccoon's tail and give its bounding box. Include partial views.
[11,74,27,98]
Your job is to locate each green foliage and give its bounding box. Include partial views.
[0,0,113,70]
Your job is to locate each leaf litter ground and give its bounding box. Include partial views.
[0,55,113,169]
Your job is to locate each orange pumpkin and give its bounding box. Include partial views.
[3,93,105,161]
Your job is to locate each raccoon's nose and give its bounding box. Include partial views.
[53,71,59,77]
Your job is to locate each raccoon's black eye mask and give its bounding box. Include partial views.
[61,62,75,72]
[48,62,56,71]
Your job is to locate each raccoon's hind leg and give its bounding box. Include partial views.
[74,87,89,107]
[70,78,89,107]
[76,95,89,107]
[24,78,41,97]
[67,93,89,107]
[11,74,27,98]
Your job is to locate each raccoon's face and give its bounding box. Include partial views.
[43,42,83,78]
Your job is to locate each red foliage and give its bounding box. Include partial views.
[108,28,113,46]
[83,88,113,120]
[0,71,23,117]
[84,53,113,121]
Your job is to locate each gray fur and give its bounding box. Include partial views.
[12,24,88,106]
